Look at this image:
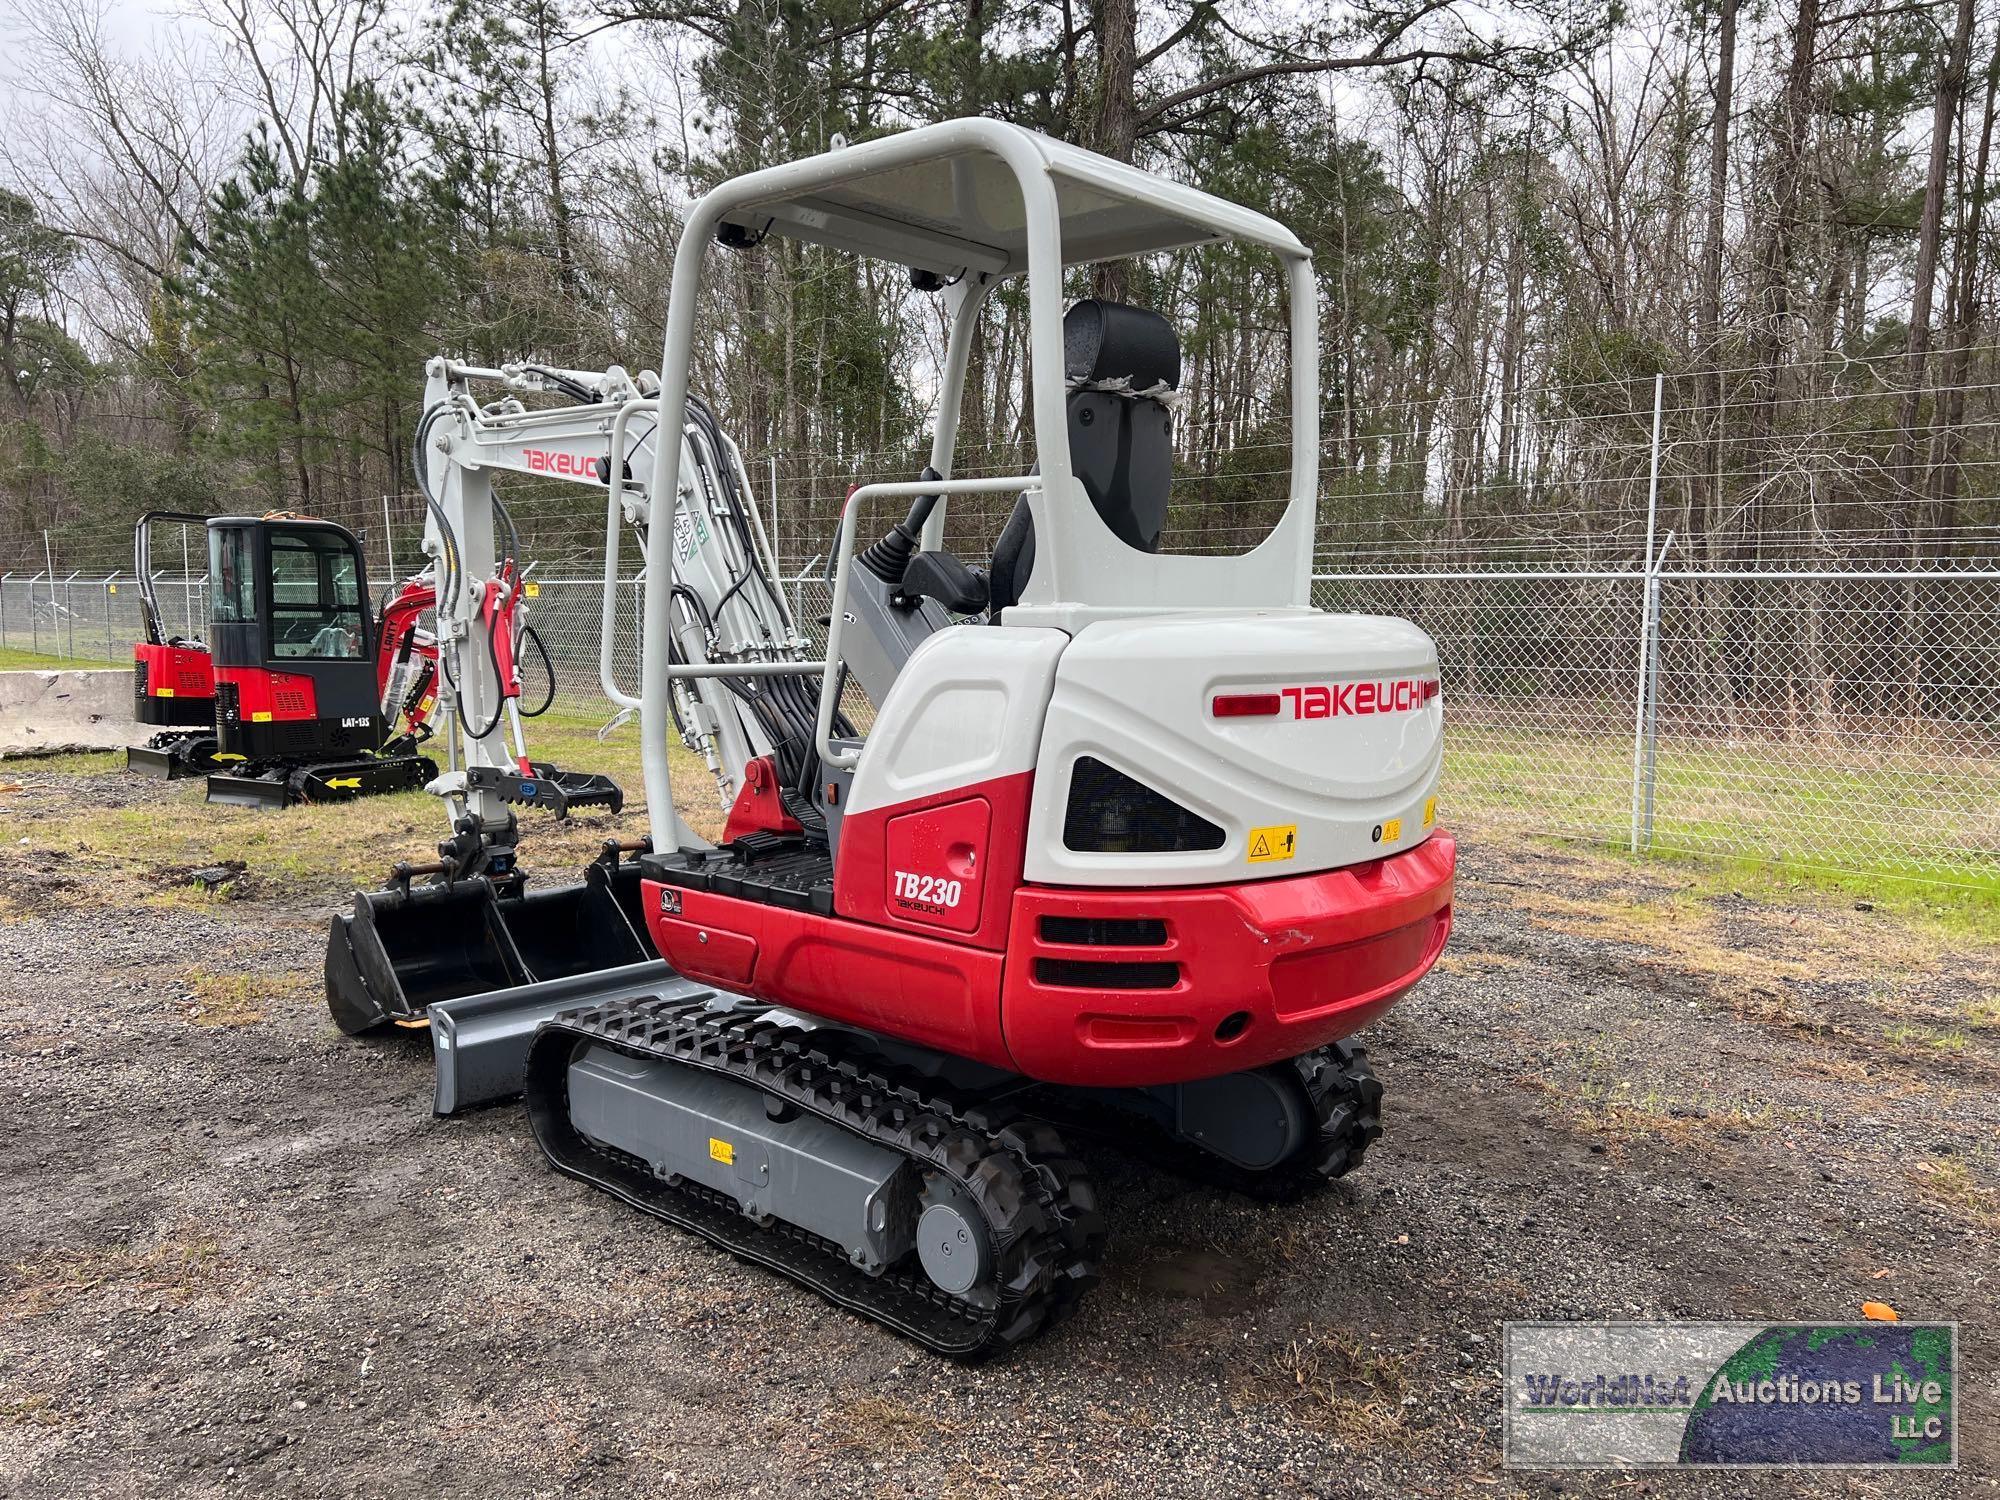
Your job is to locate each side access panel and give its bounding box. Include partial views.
[835,626,1065,948]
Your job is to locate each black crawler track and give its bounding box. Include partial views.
[206,752,438,809]
[1043,1041,1384,1203]
[523,996,1104,1359]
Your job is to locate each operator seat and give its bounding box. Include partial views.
[986,299,1180,614]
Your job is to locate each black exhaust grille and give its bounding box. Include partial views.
[1033,958,1180,990]
[1038,916,1168,946]
[1062,756,1224,854]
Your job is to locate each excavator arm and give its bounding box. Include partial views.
[408,357,823,869]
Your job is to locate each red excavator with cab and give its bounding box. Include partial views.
[126,511,455,807]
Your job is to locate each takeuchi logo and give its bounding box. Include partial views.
[524,448,602,480]
[1281,678,1440,719]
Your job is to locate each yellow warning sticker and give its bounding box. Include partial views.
[251,711,273,723]
[1423,797,1436,828]
[708,1137,734,1165]
[1247,824,1298,863]
[155,687,174,698]
[524,581,541,598]
[1381,818,1403,844]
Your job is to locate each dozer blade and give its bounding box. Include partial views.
[430,960,707,1115]
[326,847,657,1038]
[125,743,186,779]
[205,767,298,809]
[126,732,219,779]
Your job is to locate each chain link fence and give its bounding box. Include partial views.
[5,563,1996,893]
[1314,569,2000,890]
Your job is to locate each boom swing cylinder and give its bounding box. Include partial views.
[324,119,1456,1358]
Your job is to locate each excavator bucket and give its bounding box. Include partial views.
[326,847,661,1107]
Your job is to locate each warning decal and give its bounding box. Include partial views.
[1247,824,1298,863]
[708,1137,734,1165]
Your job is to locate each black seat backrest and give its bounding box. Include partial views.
[987,300,1180,613]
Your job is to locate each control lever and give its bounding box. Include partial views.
[899,550,990,615]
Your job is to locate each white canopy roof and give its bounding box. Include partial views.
[712,123,1310,278]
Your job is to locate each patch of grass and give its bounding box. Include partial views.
[0,1390,64,1428]
[0,647,105,671]
[1517,1073,1787,1156]
[1507,880,1821,1002]
[1641,846,2000,950]
[5,1231,225,1318]
[0,705,723,910]
[1444,723,2000,942]
[1789,1053,1874,1084]
[824,1394,946,1455]
[1912,1157,2000,1229]
[1884,1024,1968,1055]
[0,748,124,776]
[1247,1326,1415,1450]
[1490,839,2000,1052]
[179,966,302,1027]
[1965,996,2000,1031]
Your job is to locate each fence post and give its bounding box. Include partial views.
[64,571,78,658]
[383,494,397,582]
[1628,577,1652,853]
[0,572,9,650]
[30,571,43,655]
[1640,565,1664,849]
[1628,374,1666,853]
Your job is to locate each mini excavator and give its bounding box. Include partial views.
[325,121,1455,1358]
[125,510,453,807]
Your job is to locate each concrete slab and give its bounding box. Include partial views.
[0,669,140,757]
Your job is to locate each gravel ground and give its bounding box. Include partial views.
[1,766,1995,1497]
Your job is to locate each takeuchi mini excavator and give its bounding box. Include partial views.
[125,511,458,807]
[324,120,1455,1358]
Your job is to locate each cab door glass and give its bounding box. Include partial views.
[268,528,366,660]
[208,528,256,623]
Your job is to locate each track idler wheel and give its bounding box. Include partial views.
[1297,1041,1384,1183]
[1064,1041,1385,1203]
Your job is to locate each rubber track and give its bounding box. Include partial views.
[234,753,436,804]
[523,996,1104,1359]
[1045,1041,1384,1203]
[138,729,219,772]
